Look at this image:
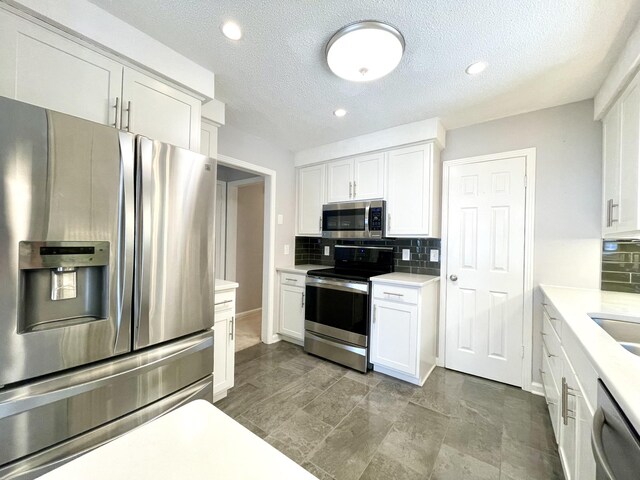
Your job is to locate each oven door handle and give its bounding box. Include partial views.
[306,277,369,294]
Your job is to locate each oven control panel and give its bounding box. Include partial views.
[369,207,383,231]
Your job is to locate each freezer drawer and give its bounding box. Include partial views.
[0,330,213,468]
[134,137,216,348]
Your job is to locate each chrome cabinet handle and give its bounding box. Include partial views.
[387,213,391,230]
[449,274,458,282]
[301,292,305,308]
[611,200,619,224]
[123,100,132,132]
[229,317,234,341]
[349,181,352,198]
[383,291,403,297]
[591,407,616,480]
[285,277,298,282]
[319,216,322,231]
[561,377,576,424]
[373,304,377,323]
[113,96,121,128]
[353,181,357,198]
[607,199,613,227]
[215,300,233,306]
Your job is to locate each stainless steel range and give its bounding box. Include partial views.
[304,245,394,372]
[0,97,216,479]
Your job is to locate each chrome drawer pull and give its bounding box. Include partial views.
[215,300,233,306]
[285,277,298,282]
[383,291,404,297]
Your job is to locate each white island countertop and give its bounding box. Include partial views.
[371,272,440,287]
[541,285,640,432]
[38,400,317,480]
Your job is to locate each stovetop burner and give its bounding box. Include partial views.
[306,268,374,282]
[307,245,394,282]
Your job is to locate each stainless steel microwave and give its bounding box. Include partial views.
[322,200,386,239]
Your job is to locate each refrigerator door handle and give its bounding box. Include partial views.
[116,132,135,352]
[134,137,154,346]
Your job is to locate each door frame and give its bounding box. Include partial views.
[439,148,536,392]
[217,154,278,344]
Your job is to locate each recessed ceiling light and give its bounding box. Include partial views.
[465,61,487,75]
[221,21,242,40]
[333,108,347,117]
[326,21,405,82]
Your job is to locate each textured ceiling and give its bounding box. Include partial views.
[88,0,640,152]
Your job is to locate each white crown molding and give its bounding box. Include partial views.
[294,117,446,167]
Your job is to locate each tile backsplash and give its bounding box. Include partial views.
[295,236,441,276]
[602,240,640,293]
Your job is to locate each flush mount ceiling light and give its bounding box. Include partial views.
[326,21,405,82]
[333,108,347,117]
[221,21,242,40]
[465,61,487,75]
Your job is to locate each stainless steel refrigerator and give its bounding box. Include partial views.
[0,97,216,479]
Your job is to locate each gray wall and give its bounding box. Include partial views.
[442,99,602,386]
[235,182,265,313]
[217,164,259,182]
[217,123,296,278]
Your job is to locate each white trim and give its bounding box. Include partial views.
[235,308,262,320]
[215,180,227,280]
[439,147,536,392]
[294,118,446,166]
[530,381,545,397]
[217,154,279,345]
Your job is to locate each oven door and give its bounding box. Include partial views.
[322,203,369,239]
[304,276,369,347]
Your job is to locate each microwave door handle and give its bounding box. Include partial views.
[364,204,370,236]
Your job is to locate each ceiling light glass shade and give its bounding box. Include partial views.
[221,21,242,40]
[326,21,405,82]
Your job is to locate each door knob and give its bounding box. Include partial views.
[449,274,458,282]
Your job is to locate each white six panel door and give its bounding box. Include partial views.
[445,156,526,386]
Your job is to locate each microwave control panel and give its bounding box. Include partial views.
[369,207,383,231]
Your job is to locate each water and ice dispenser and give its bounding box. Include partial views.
[18,241,109,332]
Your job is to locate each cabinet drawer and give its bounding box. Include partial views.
[280,272,306,288]
[542,343,561,441]
[563,325,598,414]
[372,284,418,304]
[542,316,562,387]
[214,290,235,312]
[542,297,562,339]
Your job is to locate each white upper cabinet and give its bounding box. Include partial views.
[122,68,201,150]
[326,153,384,203]
[0,7,202,151]
[326,159,353,202]
[386,143,441,237]
[602,70,640,237]
[297,164,326,236]
[0,8,123,126]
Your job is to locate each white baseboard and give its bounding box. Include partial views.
[235,308,262,319]
[530,381,545,397]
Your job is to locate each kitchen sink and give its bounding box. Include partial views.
[589,315,640,357]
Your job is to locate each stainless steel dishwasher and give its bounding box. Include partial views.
[592,380,640,479]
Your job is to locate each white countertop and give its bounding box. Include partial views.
[215,278,239,291]
[38,400,317,480]
[541,285,640,432]
[371,272,440,287]
[276,264,329,274]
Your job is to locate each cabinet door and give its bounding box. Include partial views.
[326,159,353,202]
[353,153,384,200]
[617,75,640,234]
[122,68,201,150]
[297,164,326,236]
[279,285,305,340]
[386,144,434,236]
[602,102,621,235]
[200,120,218,157]
[0,9,123,126]
[370,299,418,375]
[575,391,596,480]
[213,311,233,395]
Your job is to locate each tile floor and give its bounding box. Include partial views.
[217,341,564,480]
[234,311,262,352]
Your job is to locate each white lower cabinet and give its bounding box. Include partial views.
[370,277,439,385]
[540,292,596,480]
[214,287,237,402]
[277,271,306,343]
